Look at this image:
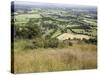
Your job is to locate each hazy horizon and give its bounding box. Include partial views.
[12,1,97,8]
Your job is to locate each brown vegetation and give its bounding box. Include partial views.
[13,44,97,74]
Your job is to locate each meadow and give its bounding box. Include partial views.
[13,44,97,73]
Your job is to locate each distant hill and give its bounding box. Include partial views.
[11,1,97,12]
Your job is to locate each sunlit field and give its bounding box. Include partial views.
[13,44,97,73]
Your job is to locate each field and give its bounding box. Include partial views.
[11,1,97,74]
[57,33,90,40]
[14,44,97,73]
[15,14,41,22]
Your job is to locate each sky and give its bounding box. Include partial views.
[15,0,98,6]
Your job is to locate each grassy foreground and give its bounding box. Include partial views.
[13,44,97,74]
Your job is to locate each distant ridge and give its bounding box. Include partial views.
[11,1,97,10]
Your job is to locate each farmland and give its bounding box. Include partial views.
[11,1,97,73]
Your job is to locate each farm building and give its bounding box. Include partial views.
[57,33,90,41]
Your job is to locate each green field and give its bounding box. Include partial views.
[15,13,41,23]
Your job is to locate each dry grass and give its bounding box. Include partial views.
[57,33,91,40]
[13,44,97,74]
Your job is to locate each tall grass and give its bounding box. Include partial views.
[13,44,97,74]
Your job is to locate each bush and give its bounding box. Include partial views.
[48,39,59,48]
[32,38,44,48]
[23,42,34,49]
[68,42,73,46]
[82,38,97,45]
[44,38,59,48]
[58,42,66,48]
[43,40,49,48]
[14,39,34,50]
[14,38,74,50]
[88,38,97,45]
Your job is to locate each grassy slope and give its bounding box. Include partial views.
[15,13,41,23]
[51,30,62,38]
[14,44,97,74]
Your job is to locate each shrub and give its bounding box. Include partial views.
[32,38,44,48]
[68,42,73,46]
[14,39,34,50]
[23,42,34,49]
[88,38,97,45]
[58,42,66,48]
[82,38,97,45]
[48,38,59,48]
